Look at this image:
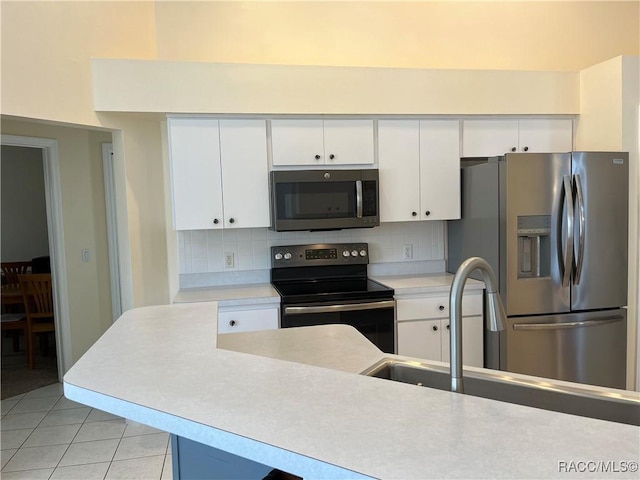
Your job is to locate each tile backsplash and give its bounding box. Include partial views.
[179,221,446,287]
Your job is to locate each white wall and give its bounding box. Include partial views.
[1,146,50,262]
[576,56,640,390]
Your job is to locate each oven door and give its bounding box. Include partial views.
[281,299,395,354]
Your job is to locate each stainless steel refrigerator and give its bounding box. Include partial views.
[447,152,629,389]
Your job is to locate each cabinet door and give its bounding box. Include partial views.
[218,308,279,334]
[462,120,519,157]
[323,120,374,165]
[378,120,421,222]
[518,119,573,153]
[168,118,223,230]
[419,120,461,220]
[271,119,324,166]
[397,319,441,361]
[441,315,484,368]
[219,120,270,228]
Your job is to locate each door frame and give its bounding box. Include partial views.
[102,143,122,322]
[1,134,71,377]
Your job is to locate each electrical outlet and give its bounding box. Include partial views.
[403,244,413,260]
[224,252,235,269]
[82,249,91,262]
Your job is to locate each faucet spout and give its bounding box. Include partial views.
[449,257,507,394]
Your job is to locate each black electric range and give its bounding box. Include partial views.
[270,243,395,353]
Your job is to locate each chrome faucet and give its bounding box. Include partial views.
[449,257,507,393]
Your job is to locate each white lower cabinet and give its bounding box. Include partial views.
[217,307,279,334]
[396,292,484,367]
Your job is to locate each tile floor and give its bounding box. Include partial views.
[1,383,172,479]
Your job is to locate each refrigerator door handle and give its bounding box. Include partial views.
[512,315,624,331]
[560,175,574,287]
[573,174,586,285]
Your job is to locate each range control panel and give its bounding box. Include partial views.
[271,243,369,268]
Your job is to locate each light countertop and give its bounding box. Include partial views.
[64,302,640,479]
[174,283,280,306]
[174,272,484,305]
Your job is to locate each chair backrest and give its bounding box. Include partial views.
[18,274,54,317]
[2,262,32,289]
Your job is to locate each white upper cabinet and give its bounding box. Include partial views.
[378,120,460,222]
[271,119,374,166]
[419,121,461,220]
[169,118,223,230]
[462,119,573,157]
[219,120,271,229]
[169,118,270,230]
[378,120,421,222]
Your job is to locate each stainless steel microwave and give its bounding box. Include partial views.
[270,169,380,231]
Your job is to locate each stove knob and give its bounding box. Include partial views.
[342,250,350,258]
[359,249,367,257]
[284,253,292,260]
[351,250,358,257]
[274,253,283,260]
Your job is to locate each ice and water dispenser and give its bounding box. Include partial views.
[517,215,551,278]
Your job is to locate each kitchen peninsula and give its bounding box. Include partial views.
[63,302,640,479]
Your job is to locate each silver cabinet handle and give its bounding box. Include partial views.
[573,173,585,285]
[356,180,363,218]
[285,300,395,315]
[560,175,574,287]
[513,315,623,331]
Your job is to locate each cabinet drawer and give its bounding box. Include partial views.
[218,308,279,334]
[397,293,482,321]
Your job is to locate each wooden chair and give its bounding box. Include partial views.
[1,312,27,352]
[19,273,55,369]
[2,261,32,289]
[1,261,32,312]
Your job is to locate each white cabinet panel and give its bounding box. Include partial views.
[462,119,573,157]
[218,307,279,334]
[271,119,324,166]
[219,120,270,228]
[397,292,483,367]
[323,119,374,165]
[397,319,441,361]
[169,118,270,230]
[419,120,460,220]
[518,119,573,153]
[462,120,519,157]
[440,315,484,367]
[378,120,460,222]
[271,119,374,166]
[378,120,420,222]
[169,118,224,230]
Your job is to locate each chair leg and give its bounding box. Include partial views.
[27,330,35,369]
[12,331,20,351]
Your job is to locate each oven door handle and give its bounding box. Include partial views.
[284,300,395,315]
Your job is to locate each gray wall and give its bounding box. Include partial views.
[1,145,49,262]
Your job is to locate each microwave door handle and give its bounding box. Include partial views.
[356,180,363,218]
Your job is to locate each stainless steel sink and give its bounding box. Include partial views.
[361,358,640,426]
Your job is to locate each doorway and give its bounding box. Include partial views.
[1,135,70,398]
